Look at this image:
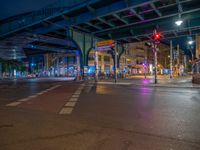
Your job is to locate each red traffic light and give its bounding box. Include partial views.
[152,30,161,42]
[154,33,161,40]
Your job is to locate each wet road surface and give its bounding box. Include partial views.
[0,78,200,150]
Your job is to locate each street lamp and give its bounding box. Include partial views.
[188,40,194,45]
[175,19,183,26]
[175,14,183,26]
[187,37,194,61]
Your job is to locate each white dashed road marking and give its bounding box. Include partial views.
[74,91,81,94]
[65,102,76,107]
[28,95,37,98]
[72,94,80,98]
[6,101,21,107]
[59,83,86,115]
[6,85,61,107]
[59,107,73,115]
[69,98,78,102]
[18,98,31,102]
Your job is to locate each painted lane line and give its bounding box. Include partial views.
[6,101,21,107]
[28,95,37,98]
[74,91,81,94]
[46,85,61,91]
[59,107,73,115]
[18,98,31,102]
[72,94,80,98]
[6,85,61,107]
[69,97,78,102]
[75,89,82,92]
[37,92,44,96]
[65,102,76,107]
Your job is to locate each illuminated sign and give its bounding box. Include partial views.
[96,40,114,47]
[96,40,115,51]
[96,45,113,51]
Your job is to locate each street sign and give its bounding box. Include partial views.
[96,40,114,47]
[96,45,113,51]
[96,40,115,52]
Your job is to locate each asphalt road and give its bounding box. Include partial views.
[0,78,200,150]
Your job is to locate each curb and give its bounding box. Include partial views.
[97,81,200,89]
[132,83,200,89]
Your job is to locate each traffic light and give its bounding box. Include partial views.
[153,33,161,41]
[152,30,161,43]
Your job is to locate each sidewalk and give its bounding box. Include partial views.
[97,76,200,88]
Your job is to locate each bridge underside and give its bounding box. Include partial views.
[0,0,200,66]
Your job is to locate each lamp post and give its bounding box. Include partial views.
[170,40,173,79]
[114,45,118,83]
[188,40,194,61]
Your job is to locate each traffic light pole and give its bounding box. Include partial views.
[151,29,160,84]
[154,44,158,84]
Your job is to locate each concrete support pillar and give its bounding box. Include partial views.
[83,34,86,66]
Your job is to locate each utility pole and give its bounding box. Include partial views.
[170,40,173,79]
[177,44,180,65]
[114,43,118,83]
[94,50,98,82]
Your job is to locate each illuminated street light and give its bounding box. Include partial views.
[175,19,183,26]
[175,14,183,26]
[188,40,194,45]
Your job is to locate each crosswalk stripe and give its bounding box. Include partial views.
[72,94,79,98]
[65,102,76,107]
[59,107,73,115]
[69,97,78,102]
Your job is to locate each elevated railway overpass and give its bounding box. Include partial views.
[0,0,200,70]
